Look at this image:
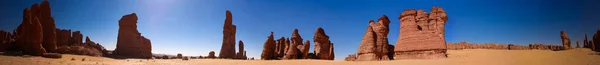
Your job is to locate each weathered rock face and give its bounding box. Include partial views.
[55,29,71,46]
[207,51,217,58]
[38,1,57,53]
[283,29,303,59]
[394,6,448,59]
[261,32,276,60]
[71,31,82,46]
[560,31,571,49]
[356,15,393,61]
[276,37,286,58]
[300,40,310,59]
[114,13,152,58]
[356,24,378,61]
[313,27,334,60]
[237,40,247,59]
[219,10,237,59]
[16,5,47,56]
[0,30,12,52]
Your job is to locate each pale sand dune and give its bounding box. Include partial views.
[1,48,599,65]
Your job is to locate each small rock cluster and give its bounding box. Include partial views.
[261,28,334,60]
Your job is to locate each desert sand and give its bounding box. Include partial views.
[1,48,598,65]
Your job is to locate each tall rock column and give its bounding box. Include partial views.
[593,29,600,51]
[114,13,152,58]
[372,15,391,60]
[357,23,377,61]
[584,34,589,48]
[283,29,303,59]
[300,40,310,59]
[219,10,237,59]
[38,1,57,52]
[560,31,571,49]
[394,6,448,59]
[237,40,246,59]
[313,27,334,60]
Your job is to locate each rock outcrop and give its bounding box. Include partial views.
[261,32,276,60]
[344,54,357,61]
[0,30,12,52]
[356,15,393,61]
[113,13,152,58]
[594,29,600,51]
[313,27,334,60]
[584,34,589,48]
[394,6,448,59]
[219,10,237,59]
[16,4,47,56]
[71,31,82,45]
[237,40,247,59]
[38,1,57,53]
[55,29,71,46]
[283,29,303,59]
[576,41,580,48]
[447,41,508,50]
[300,40,310,59]
[560,31,571,49]
[207,51,217,58]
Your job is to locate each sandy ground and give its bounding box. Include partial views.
[1,48,599,65]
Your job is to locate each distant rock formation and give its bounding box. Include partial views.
[207,51,217,58]
[584,34,589,48]
[593,29,600,52]
[177,53,183,59]
[447,42,508,50]
[71,31,82,45]
[560,31,571,49]
[394,6,448,59]
[261,32,276,60]
[313,27,334,60]
[508,44,530,50]
[576,41,580,48]
[113,13,152,58]
[355,15,393,61]
[344,54,357,61]
[219,10,237,59]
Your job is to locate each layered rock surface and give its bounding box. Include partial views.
[394,6,448,59]
[356,15,393,61]
[261,32,276,60]
[114,13,152,58]
[313,27,334,60]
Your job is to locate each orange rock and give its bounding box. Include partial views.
[313,27,334,60]
[17,5,47,56]
[560,31,571,49]
[219,10,237,59]
[260,32,276,60]
[394,6,448,59]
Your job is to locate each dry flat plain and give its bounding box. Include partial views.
[1,48,599,65]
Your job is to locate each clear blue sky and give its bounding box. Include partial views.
[1,0,599,60]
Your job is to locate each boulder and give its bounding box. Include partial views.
[219,10,237,59]
[207,51,217,58]
[261,32,276,60]
[16,5,47,56]
[560,31,571,49]
[313,27,334,60]
[394,6,448,59]
[113,13,152,58]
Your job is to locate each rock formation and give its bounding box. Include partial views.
[16,4,47,56]
[394,6,448,59]
[0,30,12,52]
[584,34,589,48]
[313,27,334,60]
[344,54,357,61]
[300,40,310,59]
[71,31,82,45]
[283,29,303,59]
[590,29,600,52]
[114,13,152,58]
[38,1,57,53]
[237,40,247,59]
[177,53,183,59]
[560,31,571,49]
[219,10,237,59]
[55,29,71,46]
[356,15,393,61]
[576,41,580,48]
[261,32,276,60]
[207,51,217,58]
